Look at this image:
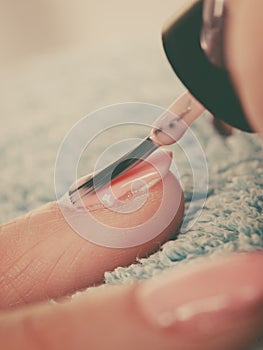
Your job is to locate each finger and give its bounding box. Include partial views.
[1,252,263,350]
[0,149,184,309]
[225,0,263,132]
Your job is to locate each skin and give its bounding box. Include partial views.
[0,0,263,348]
[0,170,184,309]
[225,0,263,133]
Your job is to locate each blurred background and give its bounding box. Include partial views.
[0,0,187,221]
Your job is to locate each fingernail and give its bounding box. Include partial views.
[73,148,173,211]
[136,253,263,334]
[59,147,183,248]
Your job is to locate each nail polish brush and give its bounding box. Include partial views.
[69,0,253,205]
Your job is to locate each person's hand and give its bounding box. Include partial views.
[1,226,263,350]
[1,1,263,349]
[0,149,183,308]
[225,0,263,134]
[0,150,262,350]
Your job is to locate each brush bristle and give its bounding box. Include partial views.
[69,137,158,205]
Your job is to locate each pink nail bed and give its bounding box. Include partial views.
[59,148,184,248]
[136,253,263,333]
[69,148,174,211]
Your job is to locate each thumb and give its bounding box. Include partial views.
[1,252,263,350]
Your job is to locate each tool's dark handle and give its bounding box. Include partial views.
[162,0,253,132]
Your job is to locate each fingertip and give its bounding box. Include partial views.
[91,170,184,267]
[0,165,184,307]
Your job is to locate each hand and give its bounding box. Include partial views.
[0,150,183,308]
[1,234,263,350]
[1,1,263,348]
[0,149,262,349]
[225,0,263,134]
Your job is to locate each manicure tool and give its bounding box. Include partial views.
[69,0,252,205]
